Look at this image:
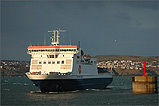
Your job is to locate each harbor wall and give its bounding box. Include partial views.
[131,76,158,94]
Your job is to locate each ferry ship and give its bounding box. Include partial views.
[26,29,113,92]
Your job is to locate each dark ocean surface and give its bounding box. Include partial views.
[1,76,158,106]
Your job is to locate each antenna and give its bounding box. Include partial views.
[30,40,32,46]
[48,29,66,46]
[70,39,71,45]
[78,41,80,48]
[44,33,46,46]
[68,32,72,45]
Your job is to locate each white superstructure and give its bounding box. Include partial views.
[27,30,98,75]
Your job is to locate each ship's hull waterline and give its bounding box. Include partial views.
[26,73,113,92]
[31,78,113,92]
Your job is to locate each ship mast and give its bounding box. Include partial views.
[48,29,66,46]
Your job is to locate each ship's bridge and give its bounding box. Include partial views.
[27,29,81,74]
[27,45,80,74]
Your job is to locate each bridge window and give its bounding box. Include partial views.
[39,61,42,64]
[47,55,58,58]
[47,55,54,58]
[57,61,60,64]
[52,61,55,64]
[62,61,64,64]
[43,61,46,64]
[48,61,51,64]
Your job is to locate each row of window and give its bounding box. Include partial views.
[28,49,77,52]
[47,55,58,58]
[39,60,65,65]
[76,60,97,64]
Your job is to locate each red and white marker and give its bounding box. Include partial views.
[78,65,81,74]
[143,61,146,76]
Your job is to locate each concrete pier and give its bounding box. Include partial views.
[131,76,158,94]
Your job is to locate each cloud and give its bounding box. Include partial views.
[122,1,158,10]
[106,2,158,30]
[1,1,158,60]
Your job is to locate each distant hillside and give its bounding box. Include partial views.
[94,55,159,62]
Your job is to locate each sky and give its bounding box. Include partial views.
[1,0,159,61]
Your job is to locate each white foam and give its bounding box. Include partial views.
[3,89,10,91]
[4,80,8,82]
[13,83,23,85]
[24,83,29,86]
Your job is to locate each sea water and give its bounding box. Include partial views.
[1,76,158,105]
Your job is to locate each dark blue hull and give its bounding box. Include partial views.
[31,78,113,92]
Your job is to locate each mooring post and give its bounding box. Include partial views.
[131,61,158,94]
